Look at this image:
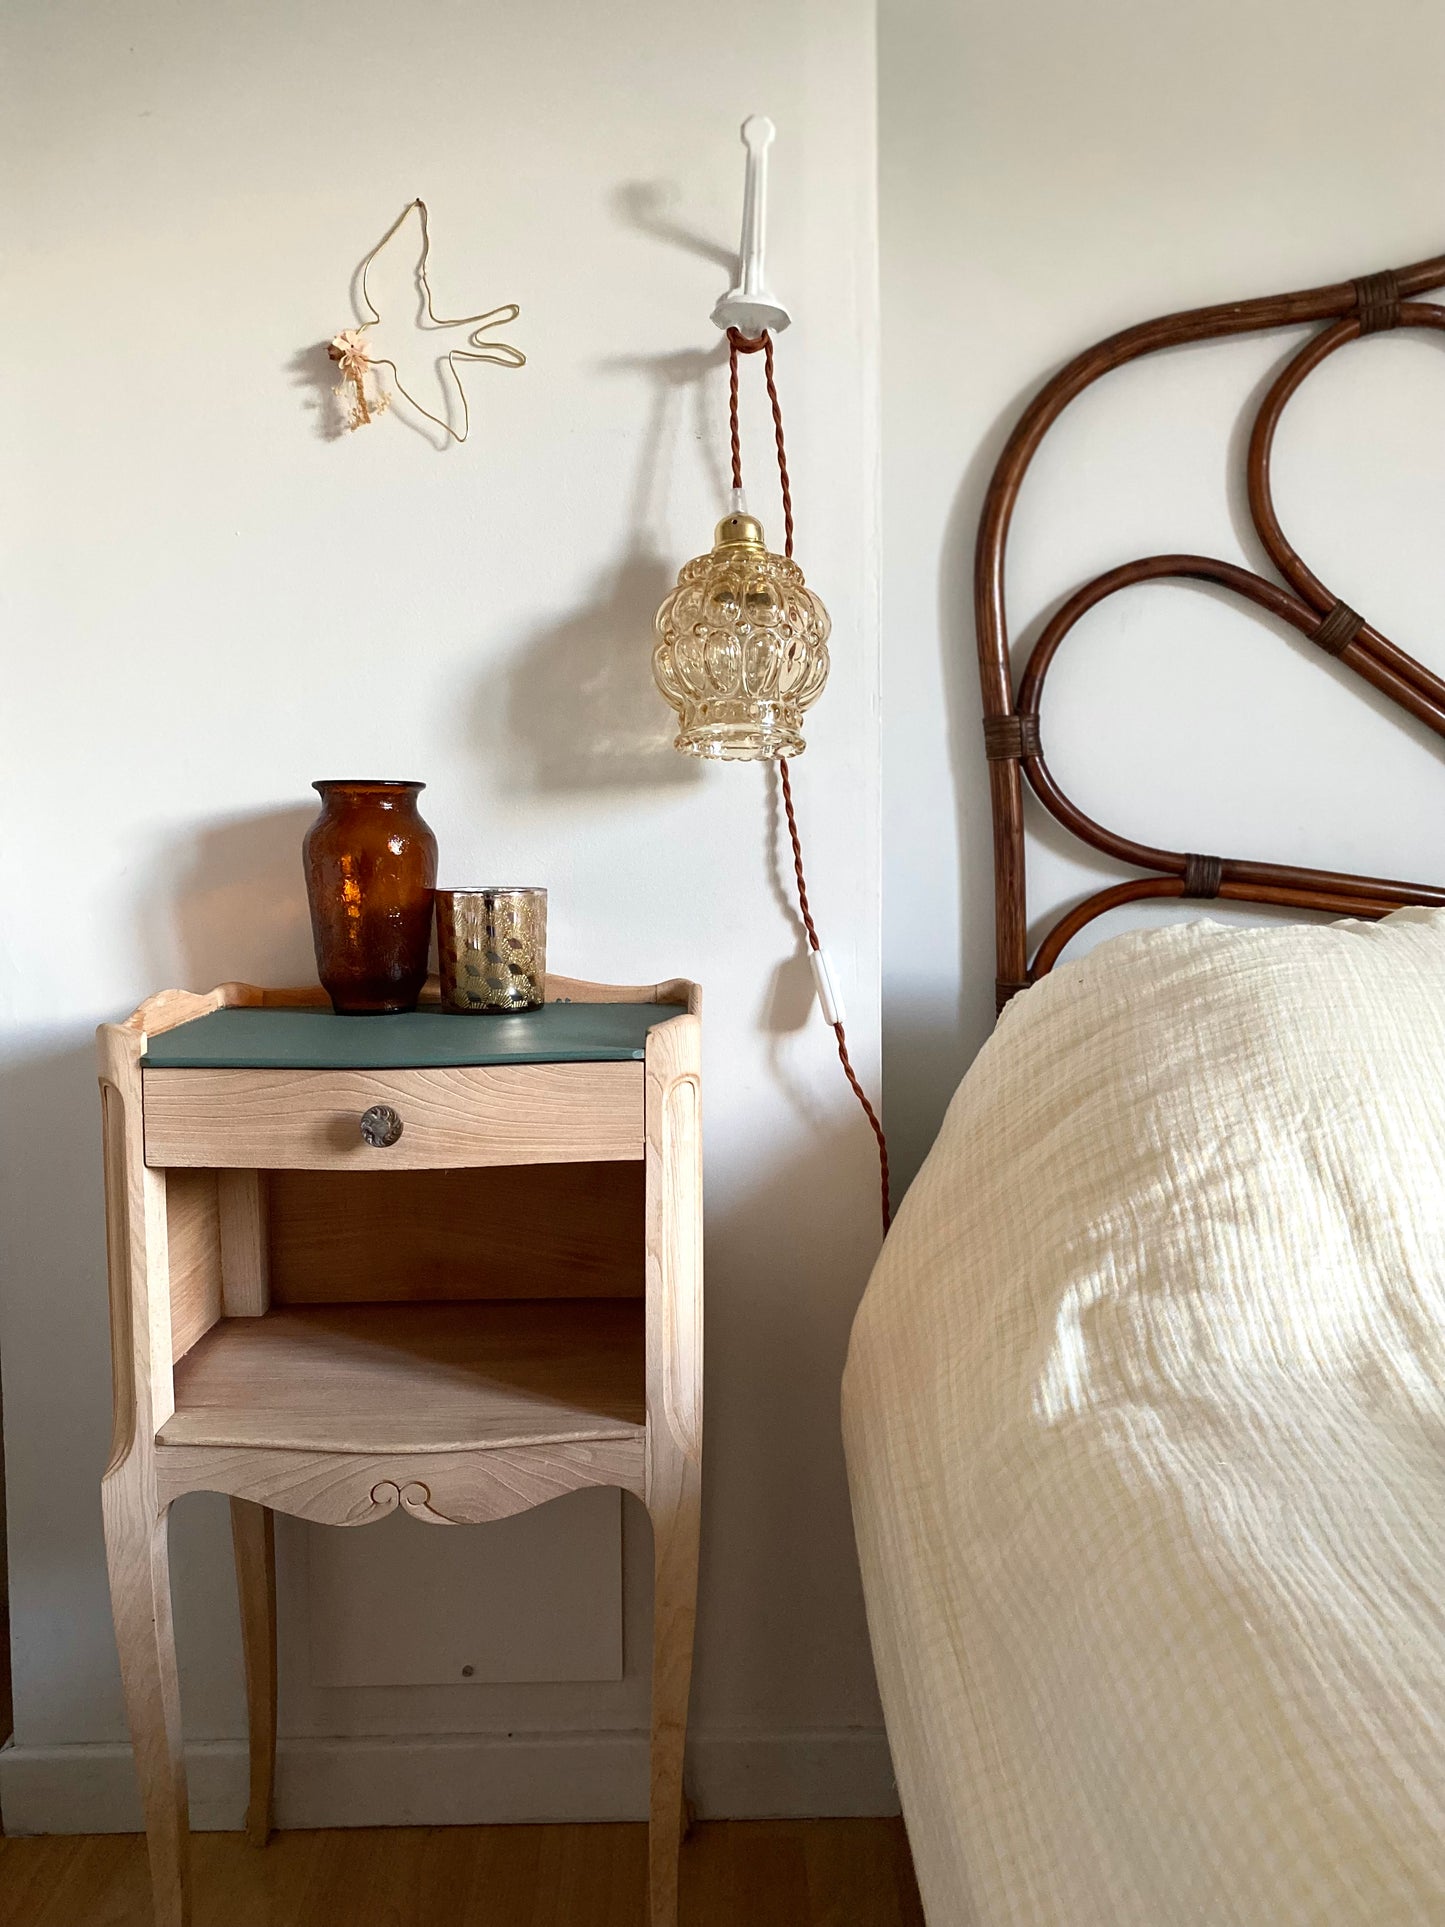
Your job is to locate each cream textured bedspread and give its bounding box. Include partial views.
[844,911,1445,1925]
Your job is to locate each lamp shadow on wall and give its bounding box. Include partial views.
[470,340,730,797]
[465,178,736,796]
[473,547,695,795]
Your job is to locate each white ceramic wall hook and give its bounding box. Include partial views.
[711,115,792,336]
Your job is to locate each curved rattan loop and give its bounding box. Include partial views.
[1246,304,1445,718]
[1016,555,1445,894]
[975,249,1445,1001]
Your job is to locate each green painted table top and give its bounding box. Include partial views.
[142,1003,669,1071]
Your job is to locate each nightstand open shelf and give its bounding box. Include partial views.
[160,1299,647,1455]
[98,974,702,1927]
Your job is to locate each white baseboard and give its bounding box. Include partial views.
[0,1727,898,1836]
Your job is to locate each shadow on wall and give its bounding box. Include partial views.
[2,812,319,1755]
[0,807,331,1765]
[611,180,735,278]
[881,385,1039,1197]
[472,548,696,795]
[139,806,319,993]
[0,1027,135,1751]
[684,1112,887,1745]
[0,804,323,1762]
[290,343,348,443]
[470,342,732,797]
[468,179,737,798]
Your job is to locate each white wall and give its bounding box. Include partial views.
[0,0,887,1828]
[881,0,1445,1190]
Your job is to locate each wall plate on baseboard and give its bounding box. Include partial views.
[306,1488,623,1688]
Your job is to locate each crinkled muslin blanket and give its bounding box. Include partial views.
[844,910,1445,1925]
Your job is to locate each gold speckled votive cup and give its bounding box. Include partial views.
[436,888,548,1013]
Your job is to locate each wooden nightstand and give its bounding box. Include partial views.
[97,974,702,1927]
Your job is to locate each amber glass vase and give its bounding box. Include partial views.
[303,781,438,1014]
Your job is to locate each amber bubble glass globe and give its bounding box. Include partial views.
[652,510,830,760]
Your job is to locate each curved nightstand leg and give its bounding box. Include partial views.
[229,1498,277,1847]
[102,1474,190,1927]
[648,1456,702,1927]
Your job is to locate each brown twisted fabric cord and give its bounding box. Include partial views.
[728,327,892,1233]
[1353,269,1402,334]
[779,761,892,1231]
[727,327,795,556]
[982,714,1041,760]
[1183,853,1225,899]
[1313,600,1364,658]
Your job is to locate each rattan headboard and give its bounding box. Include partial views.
[976,251,1445,1015]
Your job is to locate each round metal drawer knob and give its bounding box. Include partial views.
[359,1104,403,1148]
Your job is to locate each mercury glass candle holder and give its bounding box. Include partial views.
[652,509,830,760]
[436,887,548,1013]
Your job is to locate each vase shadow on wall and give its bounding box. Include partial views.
[139,805,319,993]
[470,341,730,796]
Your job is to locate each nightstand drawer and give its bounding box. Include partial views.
[143,1063,645,1170]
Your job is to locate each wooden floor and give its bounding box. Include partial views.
[0,1820,925,1927]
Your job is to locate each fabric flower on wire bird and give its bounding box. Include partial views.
[327,328,389,430]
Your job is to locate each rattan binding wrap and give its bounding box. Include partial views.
[1353,269,1402,335]
[1313,602,1363,658]
[1183,854,1224,900]
[982,714,1041,760]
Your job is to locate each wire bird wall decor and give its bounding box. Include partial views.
[975,251,1445,1014]
[328,198,524,441]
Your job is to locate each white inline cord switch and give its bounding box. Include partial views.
[809,948,845,1027]
[712,116,792,337]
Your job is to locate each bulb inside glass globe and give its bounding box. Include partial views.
[652,511,831,761]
